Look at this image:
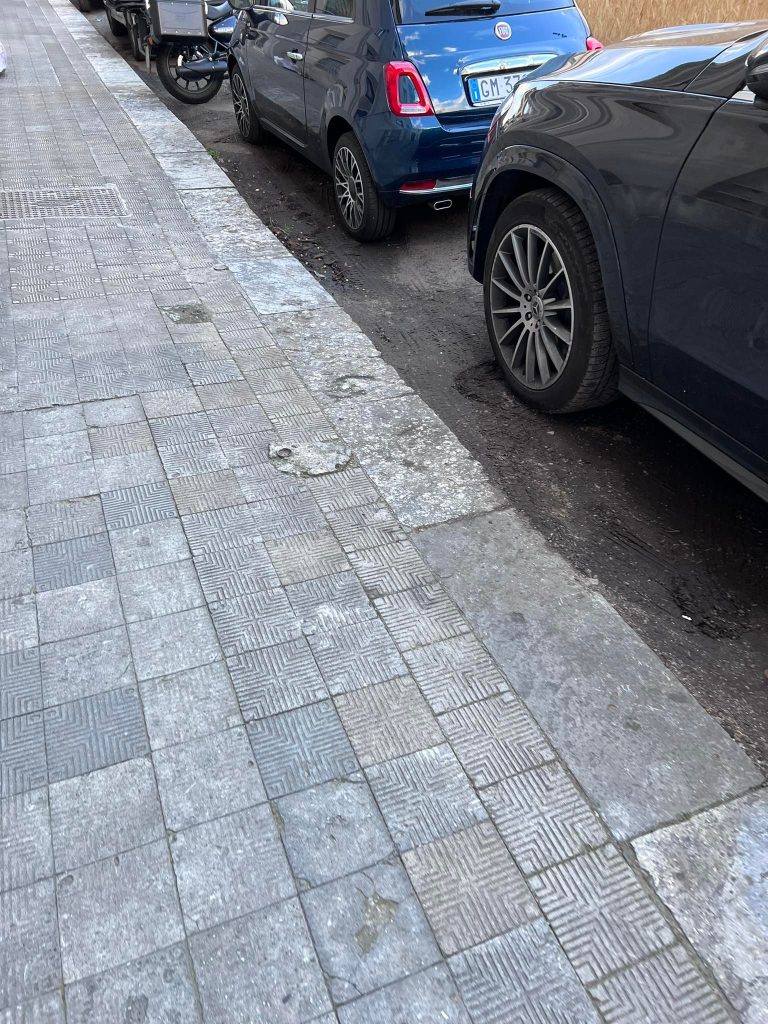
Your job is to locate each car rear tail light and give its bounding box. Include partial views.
[384,61,435,117]
[586,36,604,50]
[400,180,438,193]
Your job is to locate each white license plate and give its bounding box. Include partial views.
[468,72,522,106]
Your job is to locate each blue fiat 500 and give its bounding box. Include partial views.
[227,0,597,239]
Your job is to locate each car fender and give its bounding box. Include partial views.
[472,144,634,370]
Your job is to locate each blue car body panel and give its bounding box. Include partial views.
[230,0,590,205]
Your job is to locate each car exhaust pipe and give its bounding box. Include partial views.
[432,199,453,212]
[175,57,228,79]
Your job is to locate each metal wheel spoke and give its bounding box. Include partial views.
[535,239,551,288]
[540,326,565,371]
[543,315,571,344]
[539,265,564,297]
[526,228,538,287]
[525,332,537,384]
[543,297,570,311]
[497,316,526,345]
[535,336,551,386]
[498,250,526,294]
[492,277,522,302]
[511,233,530,289]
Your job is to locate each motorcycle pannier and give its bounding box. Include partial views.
[148,0,207,38]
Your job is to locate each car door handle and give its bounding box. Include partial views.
[286,50,304,63]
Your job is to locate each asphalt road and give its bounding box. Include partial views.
[87,10,768,772]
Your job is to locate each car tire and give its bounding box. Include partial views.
[484,187,618,413]
[230,65,263,144]
[71,0,94,11]
[105,5,127,35]
[332,133,396,243]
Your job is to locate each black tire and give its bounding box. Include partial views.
[156,44,224,105]
[105,5,127,35]
[332,132,396,243]
[71,0,93,12]
[230,65,263,144]
[126,14,145,61]
[484,187,618,413]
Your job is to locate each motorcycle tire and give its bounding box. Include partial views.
[127,14,146,61]
[156,44,224,105]
[105,5,127,35]
[71,0,94,12]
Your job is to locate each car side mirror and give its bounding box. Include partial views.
[228,0,253,9]
[746,46,768,102]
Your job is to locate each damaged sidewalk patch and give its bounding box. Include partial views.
[269,441,352,477]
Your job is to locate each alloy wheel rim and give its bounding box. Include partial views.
[232,73,250,135]
[334,147,364,231]
[171,48,214,92]
[490,224,574,391]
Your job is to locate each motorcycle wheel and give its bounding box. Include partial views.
[71,0,93,11]
[105,5,127,35]
[127,14,146,61]
[156,44,224,105]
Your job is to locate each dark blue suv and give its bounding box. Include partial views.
[227,0,596,239]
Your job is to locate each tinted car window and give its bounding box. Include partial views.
[393,0,573,23]
[261,0,311,12]
[315,0,354,15]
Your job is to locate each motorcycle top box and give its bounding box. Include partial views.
[147,0,207,39]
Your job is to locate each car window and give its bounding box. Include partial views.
[259,0,311,12]
[315,0,354,15]
[393,0,573,23]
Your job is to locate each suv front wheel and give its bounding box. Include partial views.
[484,187,618,413]
[332,133,396,242]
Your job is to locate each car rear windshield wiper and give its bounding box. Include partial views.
[424,1,501,15]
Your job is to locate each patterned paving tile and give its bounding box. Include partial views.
[338,964,470,1024]
[374,585,469,653]
[0,549,34,600]
[286,572,376,635]
[326,504,406,553]
[349,540,434,599]
[483,763,608,876]
[266,529,349,586]
[0,880,61,1011]
[32,532,115,593]
[439,694,554,788]
[0,648,42,721]
[0,714,47,799]
[450,919,599,1024]
[117,559,203,622]
[403,821,538,955]
[228,639,328,721]
[249,490,327,541]
[36,577,123,644]
[247,700,357,798]
[169,469,245,515]
[209,589,301,657]
[0,788,52,895]
[194,542,279,604]
[88,419,154,459]
[366,744,487,853]
[404,635,509,714]
[336,676,444,767]
[171,804,294,932]
[590,945,732,1024]
[306,467,381,513]
[101,480,177,530]
[26,496,105,546]
[1,594,38,653]
[44,688,149,784]
[181,505,262,555]
[307,618,407,695]
[530,845,676,984]
[40,627,136,707]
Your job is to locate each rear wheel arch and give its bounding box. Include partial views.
[325,115,355,166]
[474,159,632,368]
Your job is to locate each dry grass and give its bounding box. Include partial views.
[580,0,768,43]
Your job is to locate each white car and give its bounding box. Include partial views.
[0,41,6,75]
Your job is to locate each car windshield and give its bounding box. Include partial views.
[393,0,573,22]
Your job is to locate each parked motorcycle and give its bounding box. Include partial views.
[147,0,236,104]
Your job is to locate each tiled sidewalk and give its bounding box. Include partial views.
[1,1,765,1022]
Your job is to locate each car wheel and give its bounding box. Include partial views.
[333,133,396,243]
[231,65,263,144]
[105,5,127,35]
[484,187,618,413]
[72,0,93,11]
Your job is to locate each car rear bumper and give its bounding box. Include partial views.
[358,112,492,205]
